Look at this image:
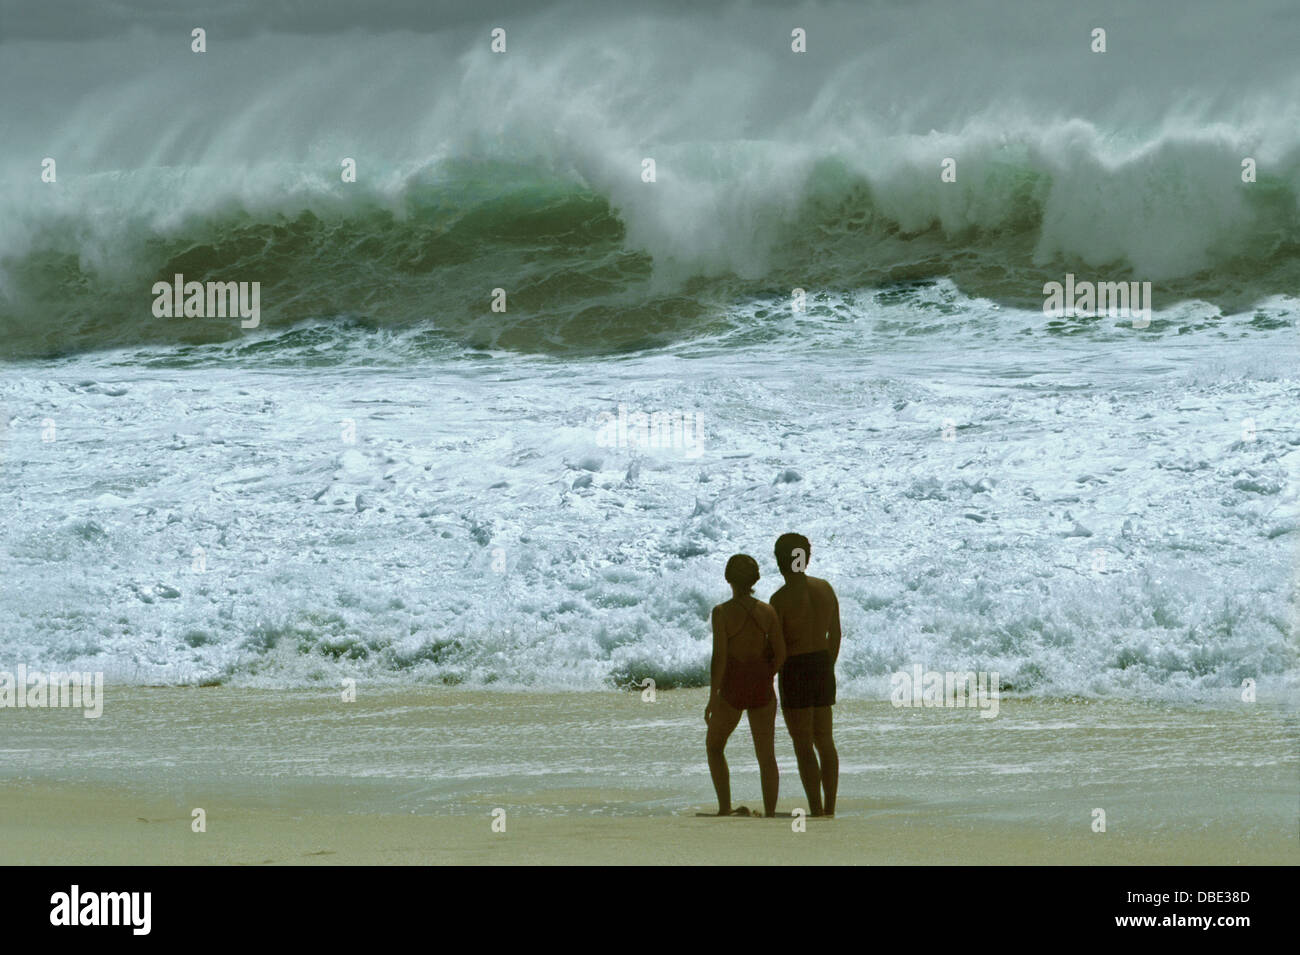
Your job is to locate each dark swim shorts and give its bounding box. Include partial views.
[779,650,836,709]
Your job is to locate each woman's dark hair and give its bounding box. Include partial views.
[724,554,761,593]
[774,533,811,575]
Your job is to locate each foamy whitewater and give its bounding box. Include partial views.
[1,0,1297,698]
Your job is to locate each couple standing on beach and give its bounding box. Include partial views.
[705,533,840,818]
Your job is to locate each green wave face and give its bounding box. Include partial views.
[2,151,1298,360]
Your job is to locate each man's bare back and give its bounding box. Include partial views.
[771,576,841,661]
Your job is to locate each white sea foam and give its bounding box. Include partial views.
[1,283,1295,697]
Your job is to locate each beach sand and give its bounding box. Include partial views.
[2,687,1296,865]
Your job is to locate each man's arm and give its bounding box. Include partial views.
[825,583,842,663]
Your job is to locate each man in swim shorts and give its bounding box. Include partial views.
[770,533,841,817]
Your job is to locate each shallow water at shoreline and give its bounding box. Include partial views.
[2,688,1294,817]
[2,688,1295,863]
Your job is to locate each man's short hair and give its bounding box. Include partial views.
[774,533,811,574]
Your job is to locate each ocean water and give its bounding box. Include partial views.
[1,0,1297,698]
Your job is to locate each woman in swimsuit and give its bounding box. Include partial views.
[704,554,787,817]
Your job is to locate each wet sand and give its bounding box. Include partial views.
[2,687,1296,864]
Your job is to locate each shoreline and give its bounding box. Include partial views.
[2,687,1296,864]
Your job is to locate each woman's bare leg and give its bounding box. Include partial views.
[706,696,744,814]
[748,699,779,816]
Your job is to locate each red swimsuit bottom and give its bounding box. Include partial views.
[721,657,776,710]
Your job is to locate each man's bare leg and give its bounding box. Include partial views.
[706,697,744,814]
[812,705,838,816]
[782,706,824,816]
[747,699,779,817]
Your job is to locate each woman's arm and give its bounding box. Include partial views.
[706,606,728,723]
[768,607,787,673]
